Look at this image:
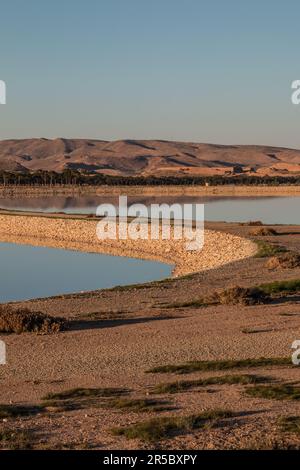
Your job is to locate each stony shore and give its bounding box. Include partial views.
[0,212,256,277]
[1,184,300,198]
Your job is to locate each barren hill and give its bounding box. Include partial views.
[1,138,300,177]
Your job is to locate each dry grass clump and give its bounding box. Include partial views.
[42,396,172,414]
[42,387,131,412]
[105,398,174,412]
[147,357,290,375]
[0,305,66,334]
[0,428,34,450]
[279,416,300,434]
[245,384,300,401]
[0,404,42,418]
[240,221,263,226]
[166,278,300,311]
[165,286,269,309]
[43,387,129,401]
[111,409,234,442]
[258,278,300,295]
[250,227,278,236]
[215,286,269,306]
[42,391,173,414]
[254,240,287,258]
[265,252,300,270]
[220,280,300,303]
[152,374,270,394]
[245,434,298,450]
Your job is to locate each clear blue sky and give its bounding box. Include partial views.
[1,0,300,147]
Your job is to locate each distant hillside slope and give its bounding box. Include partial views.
[0,138,300,176]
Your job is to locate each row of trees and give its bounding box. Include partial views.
[1,169,300,186]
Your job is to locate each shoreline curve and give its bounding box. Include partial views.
[0,212,257,278]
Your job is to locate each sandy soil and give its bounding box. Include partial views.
[0,216,300,449]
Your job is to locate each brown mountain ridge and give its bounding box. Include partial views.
[1,138,300,177]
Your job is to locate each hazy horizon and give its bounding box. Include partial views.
[1,136,300,152]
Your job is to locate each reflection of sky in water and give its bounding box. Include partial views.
[0,196,299,224]
[0,242,172,302]
[201,197,300,224]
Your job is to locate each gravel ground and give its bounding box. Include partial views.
[0,217,300,449]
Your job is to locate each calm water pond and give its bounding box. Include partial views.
[0,195,299,224]
[0,194,298,301]
[0,242,172,303]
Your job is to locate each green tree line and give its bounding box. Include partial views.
[1,170,300,186]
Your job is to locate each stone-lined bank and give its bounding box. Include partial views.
[0,212,257,277]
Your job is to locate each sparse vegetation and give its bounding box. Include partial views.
[105,398,174,412]
[108,277,176,293]
[0,429,34,450]
[0,395,172,421]
[152,374,271,394]
[0,305,66,334]
[254,240,287,258]
[164,277,300,312]
[42,395,173,414]
[42,387,132,412]
[245,384,300,401]
[43,387,129,401]
[244,435,298,450]
[265,252,300,270]
[278,416,300,434]
[165,286,269,309]
[164,299,209,309]
[0,404,42,418]
[240,221,263,226]
[258,279,300,295]
[111,409,234,442]
[147,357,290,375]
